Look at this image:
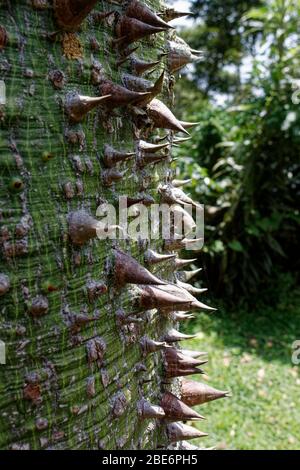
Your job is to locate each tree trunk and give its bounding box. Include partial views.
[0,0,226,450]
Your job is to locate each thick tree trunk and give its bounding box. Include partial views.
[0,0,226,450]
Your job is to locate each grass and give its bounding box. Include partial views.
[181,278,300,450]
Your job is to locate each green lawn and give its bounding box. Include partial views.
[181,282,300,450]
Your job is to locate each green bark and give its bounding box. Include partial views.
[0,0,222,451]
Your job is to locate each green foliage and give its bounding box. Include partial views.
[174,0,300,302]
[184,0,263,95]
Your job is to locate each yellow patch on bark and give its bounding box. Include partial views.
[62,33,83,60]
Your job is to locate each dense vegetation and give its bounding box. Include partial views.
[173,0,300,302]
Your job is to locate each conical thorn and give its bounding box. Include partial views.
[160,391,205,421]
[111,248,166,286]
[54,0,97,31]
[65,92,111,122]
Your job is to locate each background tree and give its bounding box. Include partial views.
[182,0,263,96]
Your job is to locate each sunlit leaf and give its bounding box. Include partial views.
[228,240,244,252]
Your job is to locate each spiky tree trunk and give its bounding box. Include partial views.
[0,0,227,450]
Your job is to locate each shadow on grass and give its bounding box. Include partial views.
[184,277,300,366]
